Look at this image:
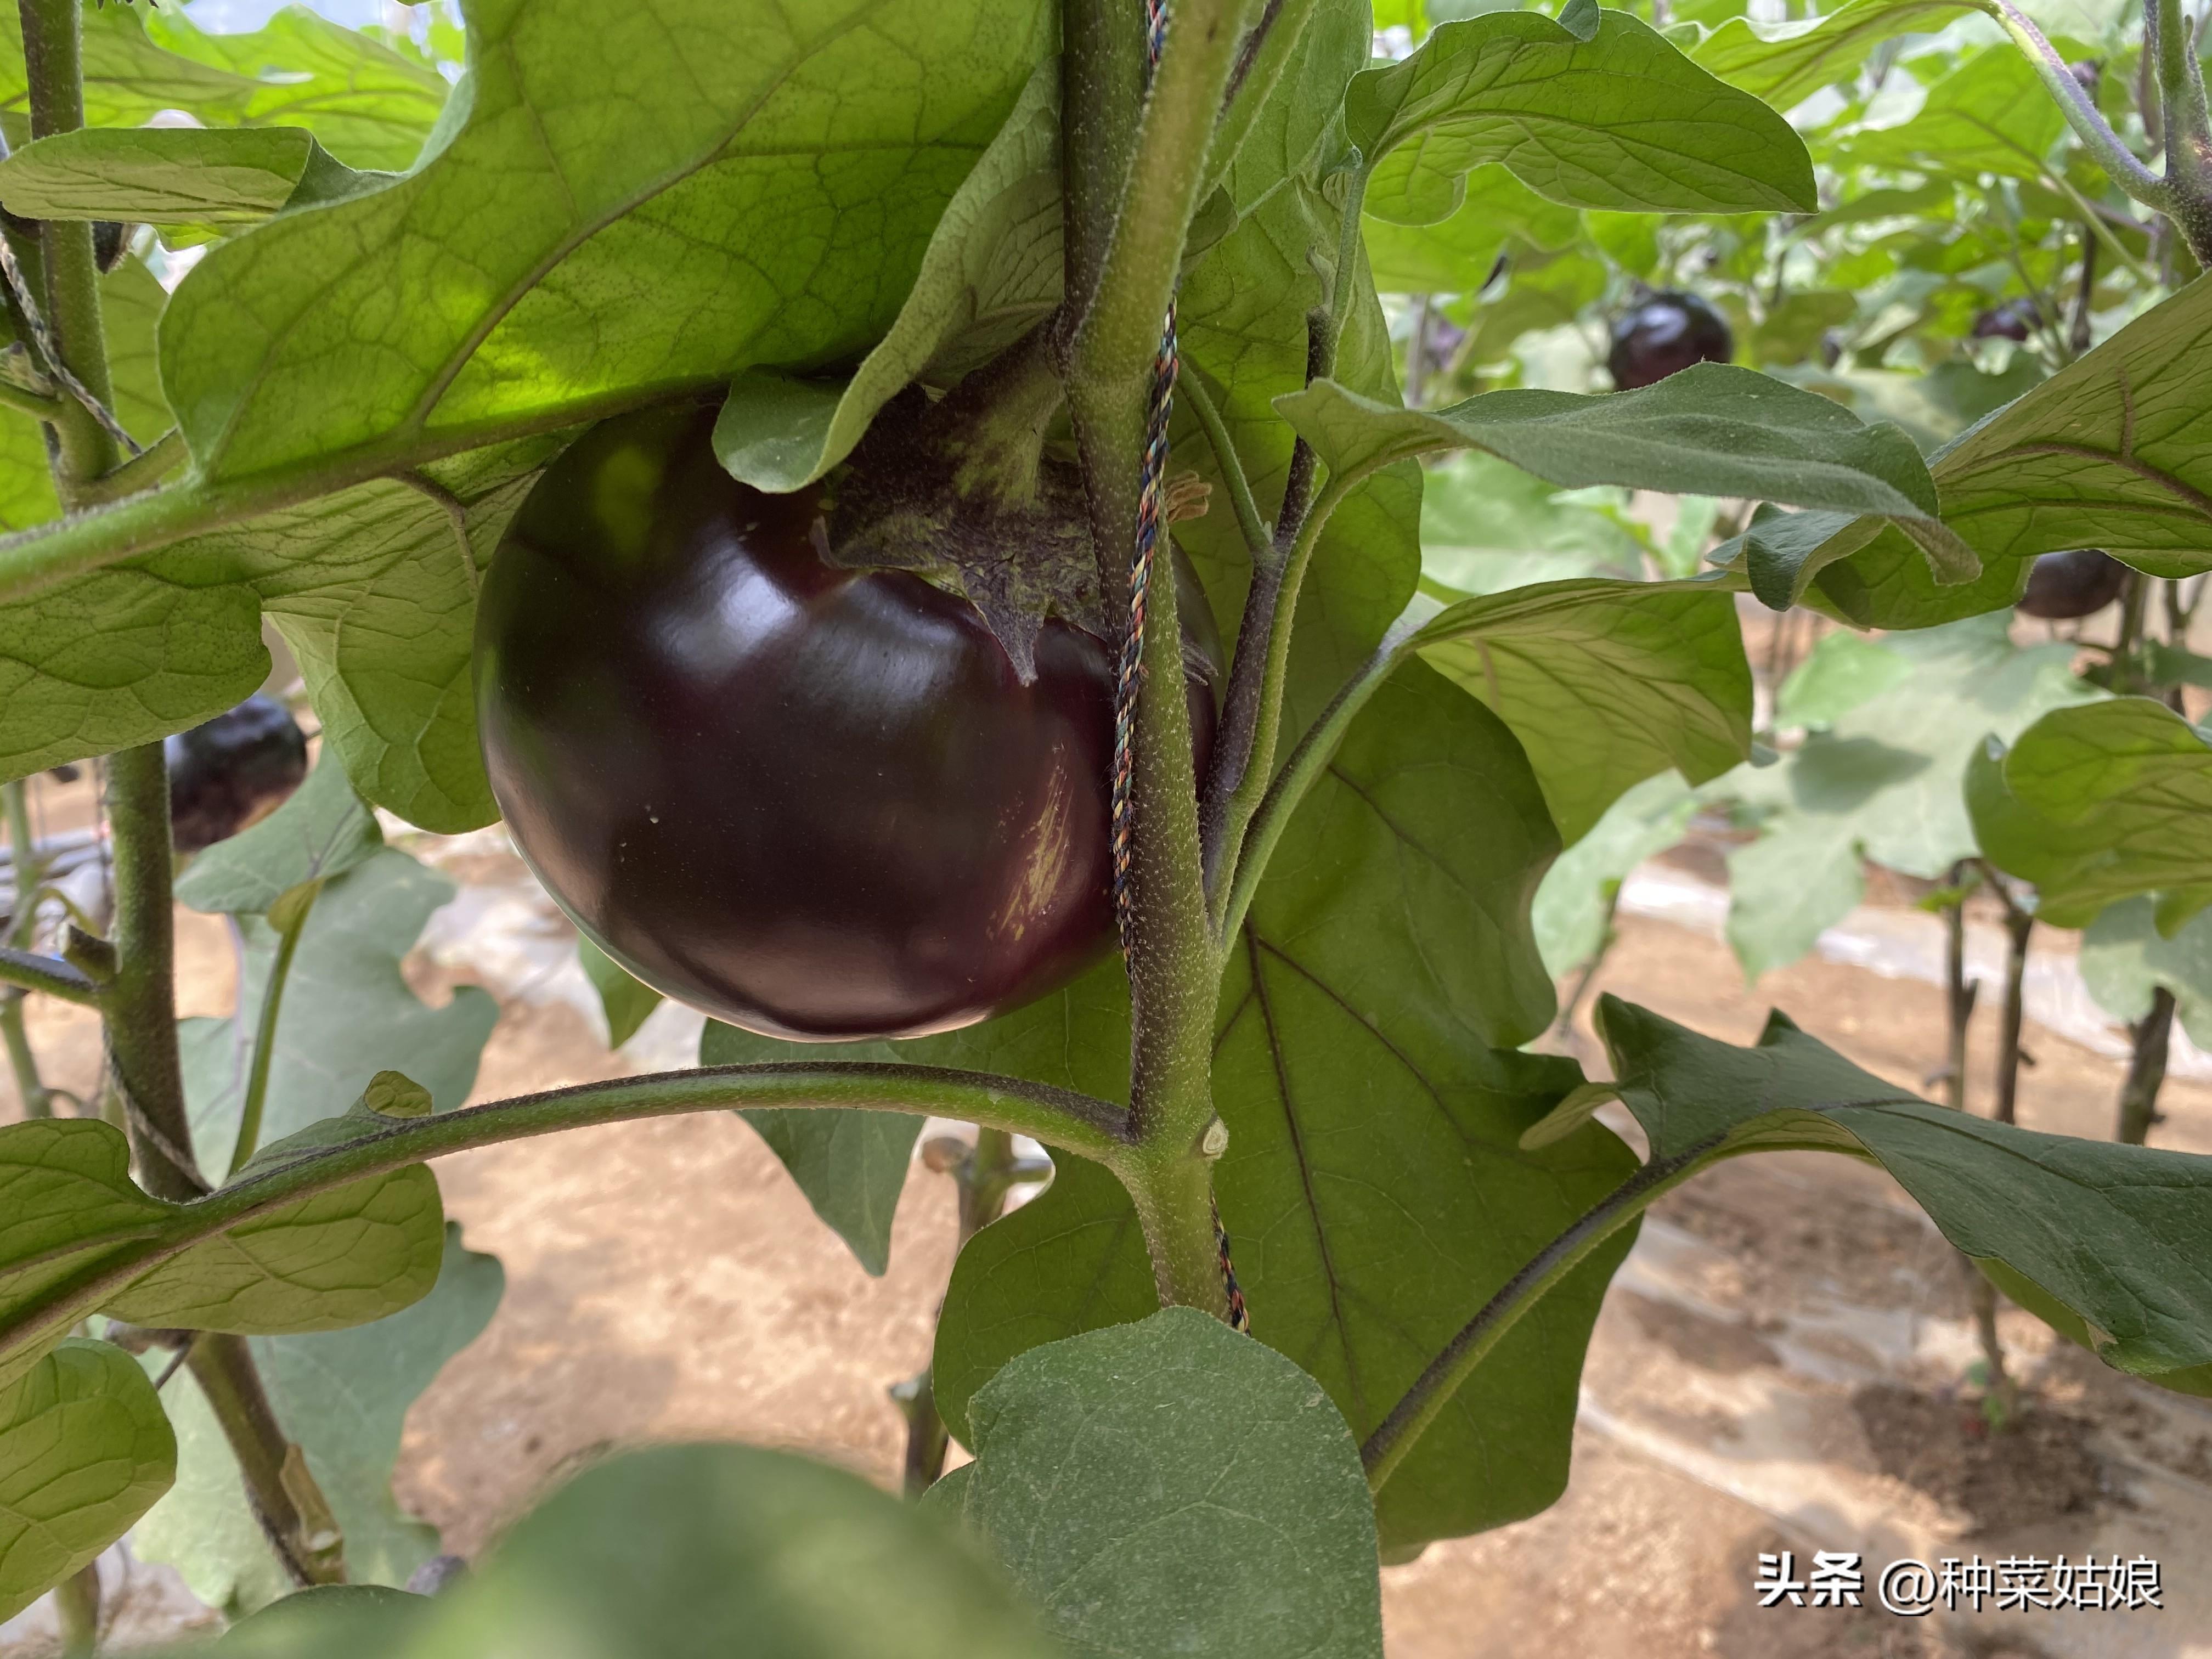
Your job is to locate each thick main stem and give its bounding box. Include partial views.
[103,744,200,1200]
[18,0,119,493]
[106,745,350,1578]
[1062,0,1251,1312]
[2117,986,2175,1144]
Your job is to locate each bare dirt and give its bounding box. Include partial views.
[5,799,2210,1656]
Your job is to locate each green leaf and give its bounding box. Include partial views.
[369,1443,1059,1658]
[1277,368,1946,535]
[0,1340,176,1622]
[1838,46,2067,187]
[0,1118,445,1392]
[174,751,382,917]
[1773,628,1912,727]
[2079,898,2212,1051]
[1722,615,2097,976]
[159,0,1050,486]
[141,5,449,172]
[1345,8,1815,225]
[940,673,1641,1552]
[702,957,1131,1278]
[699,1022,919,1279]
[0,436,557,826]
[0,126,329,227]
[1413,576,1755,843]
[578,936,663,1049]
[930,1153,1154,1443]
[1694,0,1980,110]
[133,1227,501,1616]
[1217,665,1637,1551]
[937,1310,1383,1659]
[0,3,259,131]
[1361,168,1579,292]
[1595,997,2212,1384]
[1532,770,1696,976]
[713,63,1059,493]
[1918,274,2212,579]
[1969,698,2212,929]
[1417,450,1645,597]
[179,848,498,1159]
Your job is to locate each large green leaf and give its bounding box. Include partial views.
[1277,367,1949,544]
[1415,449,1645,597]
[173,750,383,918]
[938,668,1640,1554]
[1588,998,2212,1386]
[0,126,331,227]
[142,5,450,172]
[1361,167,1579,293]
[1694,0,1977,111]
[1837,46,2067,187]
[133,1227,501,1617]
[0,1118,444,1392]
[0,3,259,131]
[159,0,1049,486]
[1720,615,2097,977]
[1216,664,1635,1550]
[2079,897,2212,1051]
[179,848,498,1161]
[713,62,1060,493]
[931,1310,1383,1659]
[1413,577,1753,843]
[210,1444,1061,1658]
[1802,274,2212,624]
[1968,697,2212,930]
[0,435,557,827]
[699,1021,918,1278]
[1531,769,1696,977]
[1344,8,1815,225]
[0,1340,176,1622]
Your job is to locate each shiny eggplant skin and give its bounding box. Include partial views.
[475,403,1222,1043]
[165,694,308,853]
[1607,291,1735,390]
[2017,548,2129,618]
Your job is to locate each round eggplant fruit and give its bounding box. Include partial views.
[476,403,1223,1043]
[2017,548,2129,619]
[166,694,309,853]
[1607,291,1734,390]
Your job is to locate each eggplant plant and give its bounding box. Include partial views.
[0,0,2209,1654]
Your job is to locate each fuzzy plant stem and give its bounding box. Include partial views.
[1060,0,1254,1313]
[17,0,119,496]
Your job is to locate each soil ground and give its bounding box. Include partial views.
[4,787,2210,1657]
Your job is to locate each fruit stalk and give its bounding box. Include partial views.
[1061,0,1252,1309]
[17,0,121,496]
